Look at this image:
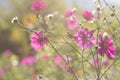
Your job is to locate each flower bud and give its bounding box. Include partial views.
[47,14,54,19]
[11,17,18,23]
[37,75,43,80]
[94,45,100,50]
[112,5,115,9]
[96,5,101,11]
[103,32,109,41]
[66,32,73,38]
[111,12,115,17]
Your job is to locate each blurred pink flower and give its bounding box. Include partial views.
[32,0,47,14]
[21,56,37,66]
[63,65,69,71]
[0,68,4,78]
[74,28,95,51]
[71,67,77,73]
[98,35,116,60]
[30,31,48,52]
[65,9,79,30]
[103,59,110,69]
[41,54,50,61]
[32,74,38,80]
[82,11,94,21]
[92,58,101,68]
[4,49,12,57]
[65,9,76,17]
[66,17,79,30]
[5,66,13,71]
[54,55,63,66]
[54,55,71,72]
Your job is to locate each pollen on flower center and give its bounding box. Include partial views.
[82,34,88,41]
[74,28,95,51]
[36,6,40,11]
[104,43,108,50]
[38,37,47,42]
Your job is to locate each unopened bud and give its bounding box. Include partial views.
[111,12,115,17]
[94,45,100,49]
[66,32,73,38]
[47,14,54,19]
[112,5,115,9]
[96,5,101,11]
[103,32,109,41]
[103,17,107,23]
[11,17,18,23]
[37,75,43,80]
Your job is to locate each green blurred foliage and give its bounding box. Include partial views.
[0,0,67,56]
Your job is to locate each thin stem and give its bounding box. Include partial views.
[81,50,87,80]
[49,41,78,80]
[48,41,66,62]
[89,47,99,78]
[17,22,35,33]
[99,58,118,80]
[103,0,120,25]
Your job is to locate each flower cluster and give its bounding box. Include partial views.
[10,0,119,79]
[65,8,79,30]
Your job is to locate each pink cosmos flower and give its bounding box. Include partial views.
[54,55,71,72]
[66,17,79,30]
[21,56,37,66]
[65,9,79,30]
[98,35,116,60]
[32,0,47,14]
[65,8,76,17]
[74,28,96,51]
[82,11,94,21]
[41,54,50,61]
[30,31,48,52]
[54,55,63,66]
[4,49,12,57]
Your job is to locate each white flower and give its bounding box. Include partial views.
[11,16,18,23]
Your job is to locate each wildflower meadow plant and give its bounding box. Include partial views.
[30,31,48,52]
[65,8,79,30]
[9,0,120,80]
[32,0,47,14]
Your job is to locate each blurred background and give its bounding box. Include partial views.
[0,0,120,80]
[0,0,120,56]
